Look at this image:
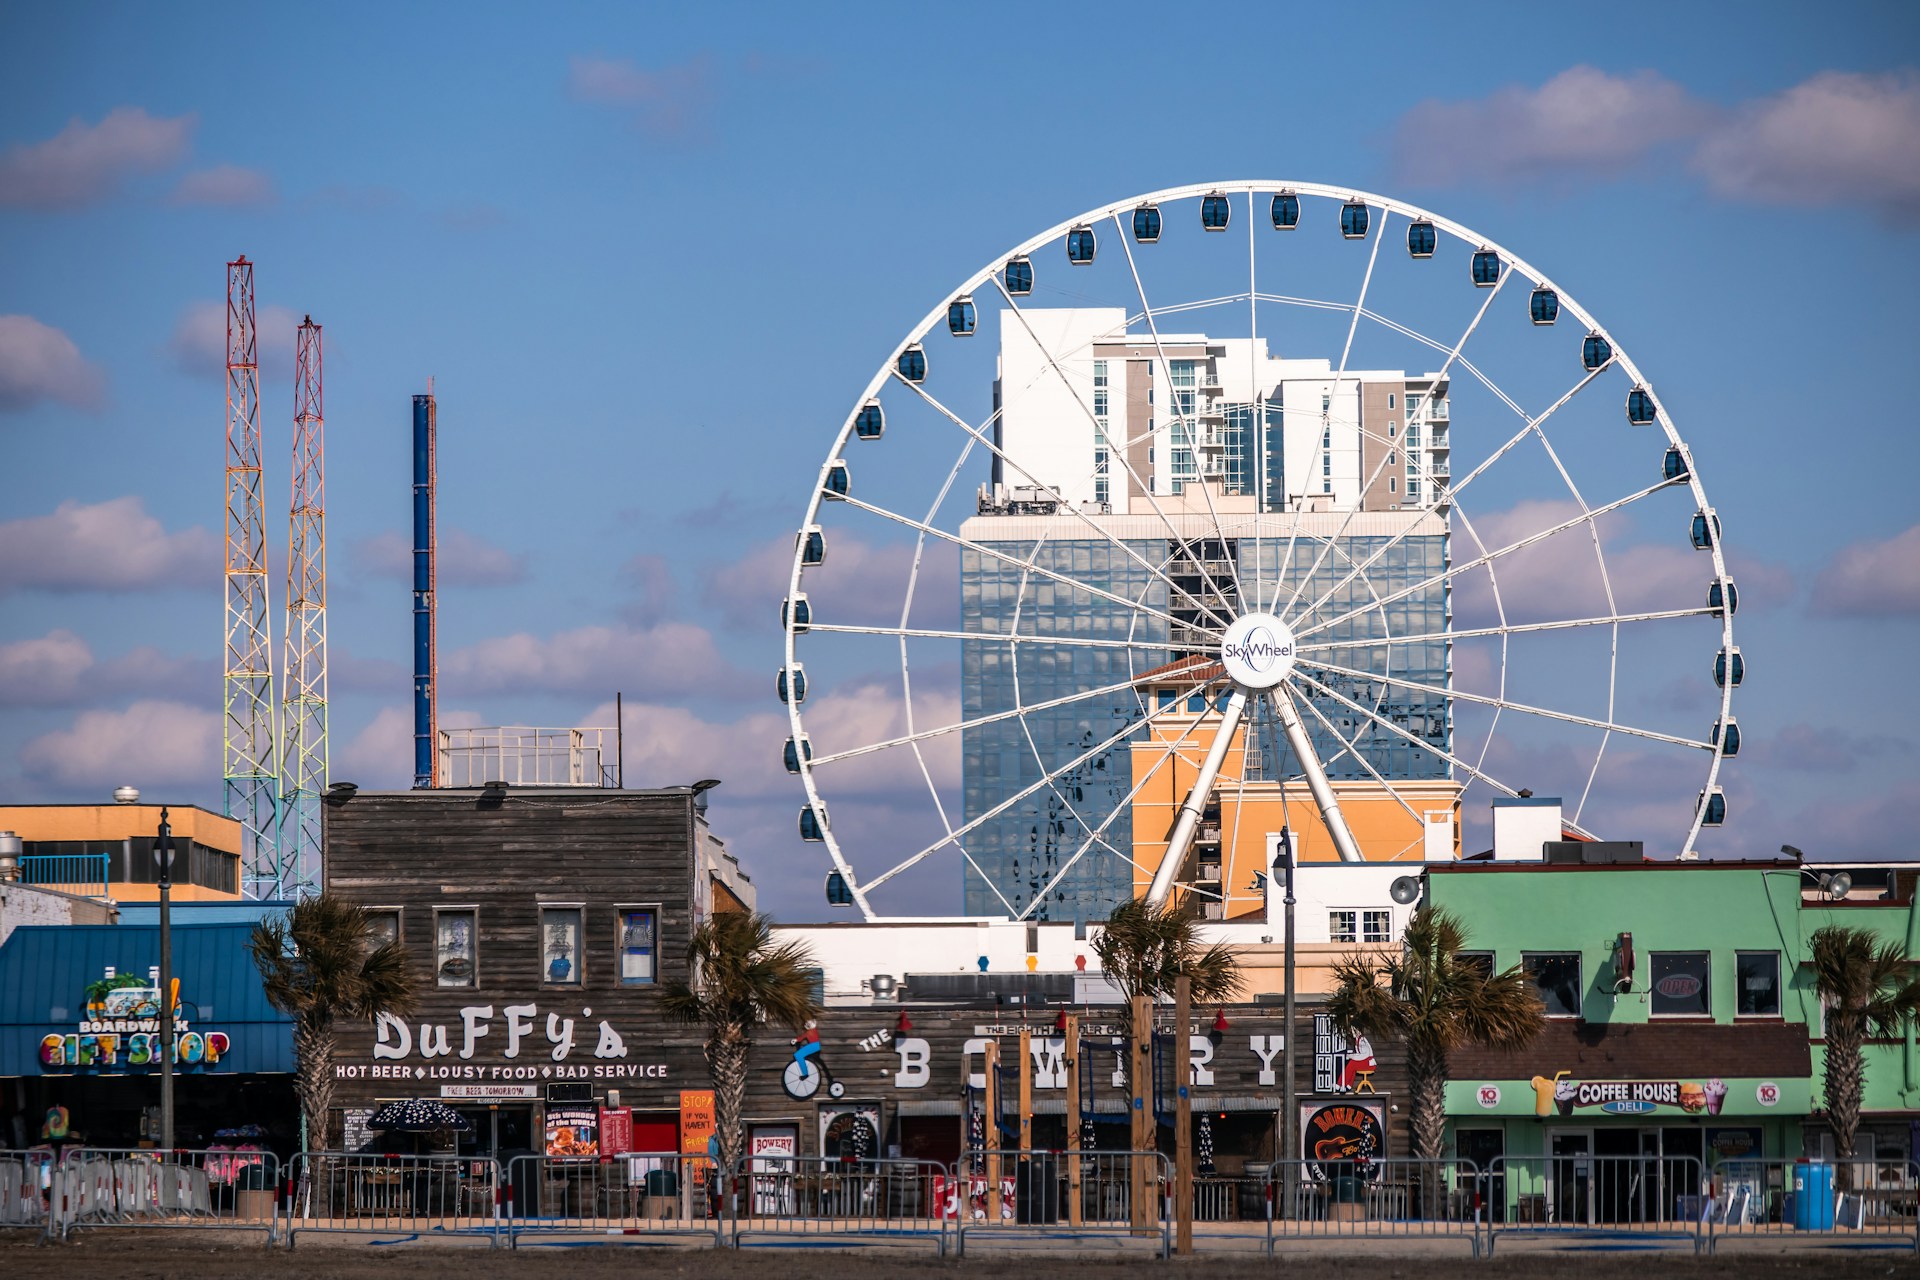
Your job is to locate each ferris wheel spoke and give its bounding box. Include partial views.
[991,273,1239,629]
[864,684,1207,892]
[1108,213,1247,613]
[1267,215,1388,616]
[1279,254,1508,620]
[1284,363,1615,638]
[1012,680,1224,919]
[895,372,1234,632]
[838,493,1196,637]
[1295,606,1716,653]
[808,621,1174,653]
[1293,689,1426,828]
[808,665,1171,770]
[1293,655,1711,751]
[1292,476,1675,645]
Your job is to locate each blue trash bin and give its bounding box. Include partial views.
[1791,1162,1834,1230]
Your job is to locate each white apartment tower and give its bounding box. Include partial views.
[988,308,1449,516]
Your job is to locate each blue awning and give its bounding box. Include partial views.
[0,922,294,1076]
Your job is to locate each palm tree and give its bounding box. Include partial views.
[1327,907,1544,1165]
[660,912,819,1186]
[1090,898,1243,1005]
[249,894,416,1152]
[1809,924,1920,1188]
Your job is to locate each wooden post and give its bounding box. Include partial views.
[1018,1028,1033,1158]
[1064,1014,1082,1227]
[984,1039,1002,1222]
[1174,975,1193,1255]
[1129,994,1152,1233]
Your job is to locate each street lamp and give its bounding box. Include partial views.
[1275,827,1297,1188]
[155,807,176,1152]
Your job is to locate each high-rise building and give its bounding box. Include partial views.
[960,310,1453,920]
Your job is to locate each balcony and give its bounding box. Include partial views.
[439,726,619,788]
[18,853,109,899]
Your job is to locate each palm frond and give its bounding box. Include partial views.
[1090,898,1244,1004]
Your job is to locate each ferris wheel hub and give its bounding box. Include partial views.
[1219,612,1297,691]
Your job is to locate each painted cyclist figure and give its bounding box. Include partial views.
[782,1019,844,1099]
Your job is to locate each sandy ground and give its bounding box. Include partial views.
[4,1232,1918,1279]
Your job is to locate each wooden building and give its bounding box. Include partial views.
[322,786,1406,1174]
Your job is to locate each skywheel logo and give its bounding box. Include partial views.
[1219,613,1296,690]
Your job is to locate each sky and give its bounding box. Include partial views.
[2,2,1918,920]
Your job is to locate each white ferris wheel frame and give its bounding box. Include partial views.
[784,180,1738,922]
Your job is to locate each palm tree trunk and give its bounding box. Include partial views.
[1824,1012,1865,1192]
[707,1028,751,1209]
[293,1019,336,1206]
[1407,1038,1448,1164]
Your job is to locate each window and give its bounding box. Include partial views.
[1651,951,1712,1017]
[1388,477,1397,493]
[434,908,477,988]
[1321,394,1331,413]
[1388,394,1396,409]
[619,907,658,986]
[1387,451,1396,465]
[1093,359,1108,388]
[1736,951,1781,1017]
[1523,952,1582,1017]
[365,908,401,952]
[1388,422,1396,438]
[1157,689,1175,710]
[1458,950,1495,978]
[541,906,583,984]
[1329,910,1358,943]
[1186,692,1208,713]
[1361,910,1392,943]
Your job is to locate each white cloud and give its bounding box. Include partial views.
[1812,523,1920,617]
[0,107,194,208]
[440,620,749,699]
[0,630,208,708]
[704,531,961,632]
[0,497,217,596]
[1392,66,1708,187]
[0,314,106,412]
[335,704,483,789]
[20,699,220,791]
[568,53,715,140]
[166,299,302,380]
[1694,70,1920,223]
[170,163,277,208]
[0,630,93,705]
[352,526,528,587]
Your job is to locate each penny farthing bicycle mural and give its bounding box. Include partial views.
[780,182,1740,922]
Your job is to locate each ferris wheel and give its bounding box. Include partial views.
[782,181,1740,922]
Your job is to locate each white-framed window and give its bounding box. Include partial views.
[1736,951,1782,1017]
[1328,910,1358,943]
[1523,951,1582,1017]
[1362,910,1392,943]
[1321,394,1331,413]
[541,904,584,985]
[434,906,478,988]
[618,905,659,986]
[1093,359,1108,389]
[1650,951,1711,1017]
[365,907,402,951]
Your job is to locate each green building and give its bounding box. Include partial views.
[1423,857,1920,1211]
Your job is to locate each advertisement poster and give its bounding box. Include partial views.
[748,1124,798,1214]
[600,1106,633,1157]
[818,1101,882,1161]
[1299,1100,1387,1180]
[544,1104,599,1158]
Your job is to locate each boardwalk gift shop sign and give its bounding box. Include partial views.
[40,968,231,1072]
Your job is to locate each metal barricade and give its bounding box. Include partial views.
[954,1149,1172,1258]
[503,1153,721,1248]
[1265,1157,1483,1257]
[728,1155,949,1254]
[1486,1153,1707,1255]
[282,1151,503,1248]
[51,1146,281,1242]
[0,1152,50,1234]
[1706,1157,1920,1254]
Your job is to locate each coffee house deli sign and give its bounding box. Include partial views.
[1447,1070,1810,1117]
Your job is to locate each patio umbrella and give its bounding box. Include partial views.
[368,1099,472,1134]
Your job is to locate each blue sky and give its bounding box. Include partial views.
[2,3,1918,917]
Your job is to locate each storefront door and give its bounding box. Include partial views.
[456,1105,534,1160]
[1548,1130,1592,1225]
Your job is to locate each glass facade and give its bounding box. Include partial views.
[961,525,1450,920]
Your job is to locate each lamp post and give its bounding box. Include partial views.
[1277,826,1296,1194]
[156,806,175,1152]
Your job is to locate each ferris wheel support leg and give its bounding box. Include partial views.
[1144,689,1247,910]
[1275,687,1365,864]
